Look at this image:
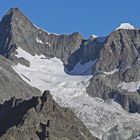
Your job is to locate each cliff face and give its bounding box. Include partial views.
[0,8,81,68]
[94,29,140,73]
[0,7,140,140]
[0,55,40,103]
[0,8,102,70]
[87,29,140,113]
[0,90,97,140]
[0,7,102,103]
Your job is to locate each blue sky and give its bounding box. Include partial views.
[0,0,140,38]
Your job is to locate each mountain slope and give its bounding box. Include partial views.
[0,7,140,140]
[0,90,97,140]
[0,55,40,103]
[0,7,102,70]
[12,45,140,140]
[0,8,81,69]
[87,29,140,113]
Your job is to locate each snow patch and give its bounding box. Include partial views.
[89,35,106,43]
[15,47,45,61]
[36,38,43,44]
[13,47,140,140]
[45,42,51,46]
[91,34,98,38]
[33,24,40,29]
[116,23,136,30]
[33,24,60,36]
[102,68,119,75]
[118,81,140,92]
[36,38,51,46]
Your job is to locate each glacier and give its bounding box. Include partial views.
[116,23,136,30]
[12,47,140,140]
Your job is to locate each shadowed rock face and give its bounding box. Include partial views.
[0,55,40,103]
[87,29,140,113]
[0,90,97,140]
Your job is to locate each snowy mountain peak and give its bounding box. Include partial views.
[90,34,98,38]
[116,23,136,30]
[89,35,106,43]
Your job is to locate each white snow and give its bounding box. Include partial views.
[116,23,136,30]
[118,81,140,92]
[91,34,98,38]
[45,42,51,46]
[90,35,106,43]
[15,47,46,61]
[13,47,140,140]
[36,38,43,44]
[33,24,60,36]
[136,136,140,140]
[33,24,40,29]
[102,68,119,75]
[36,38,51,46]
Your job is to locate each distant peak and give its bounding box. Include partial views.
[116,23,136,30]
[0,7,31,29]
[89,35,106,43]
[0,7,25,24]
[89,35,98,40]
[0,7,23,31]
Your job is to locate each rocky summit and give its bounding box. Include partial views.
[87,29,140,113]
[0,7,140,140]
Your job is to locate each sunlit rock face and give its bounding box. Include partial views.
[87,29,140,113]
[0,7,140,140]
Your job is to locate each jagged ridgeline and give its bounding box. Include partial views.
[0,90,97,140]
[87,28,140,113]
[0,7,140,140]
[0,8,103,70]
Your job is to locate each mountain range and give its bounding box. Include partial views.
[0,7,140,140]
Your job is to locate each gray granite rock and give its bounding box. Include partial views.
[0,8,83,68]
[0,8,140,139]
[0,90,97,140]
[0,8,102,71]
[0,55,40,103]
[87,29,140,113]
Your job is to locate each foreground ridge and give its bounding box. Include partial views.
[0,90,97,140]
